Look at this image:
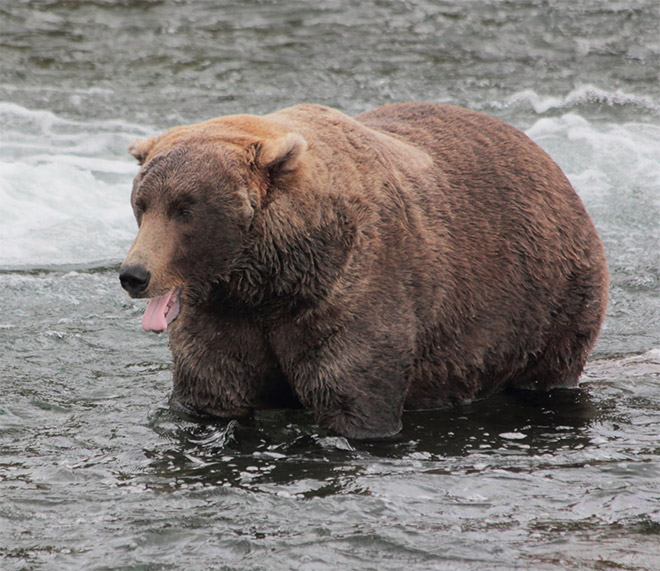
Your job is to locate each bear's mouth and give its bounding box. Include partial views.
[141,287,182,333]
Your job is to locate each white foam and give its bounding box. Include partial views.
[0,103,152,268]
[0,101,150,137]
[0,160,135,266]
[525,113,660,208]
[494,85,659,115]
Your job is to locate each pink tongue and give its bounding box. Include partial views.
[141,289,176,332]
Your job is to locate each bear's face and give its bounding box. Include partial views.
[119,119,307,332]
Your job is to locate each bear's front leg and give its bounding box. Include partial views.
[167,312,287,418]
[271,319,415,439]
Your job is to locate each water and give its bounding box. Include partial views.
[1,1,659,569]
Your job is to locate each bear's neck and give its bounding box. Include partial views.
[220,200,356,313]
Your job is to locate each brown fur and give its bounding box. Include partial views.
[120,103,608,439]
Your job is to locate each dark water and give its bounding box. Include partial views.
[1,1,659,569]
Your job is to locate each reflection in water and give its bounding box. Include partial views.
[143,387,599,494]
[390,387,597,457]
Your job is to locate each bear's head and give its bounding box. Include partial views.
[119,116,308,332]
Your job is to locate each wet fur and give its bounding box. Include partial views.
[122,103,608,439]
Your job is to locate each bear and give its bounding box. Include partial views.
[119,102,608,440]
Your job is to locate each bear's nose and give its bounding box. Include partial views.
[119,265,151,297]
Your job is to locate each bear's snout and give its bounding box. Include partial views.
[119,264,151,298]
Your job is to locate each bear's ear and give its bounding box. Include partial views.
[249,133,307,175]
[128,137,158,165]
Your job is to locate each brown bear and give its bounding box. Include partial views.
[119,102,608,439]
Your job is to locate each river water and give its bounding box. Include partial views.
[1,1,659,569]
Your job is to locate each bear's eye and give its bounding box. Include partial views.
[170,202,194,222]
[134,198,147,226]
